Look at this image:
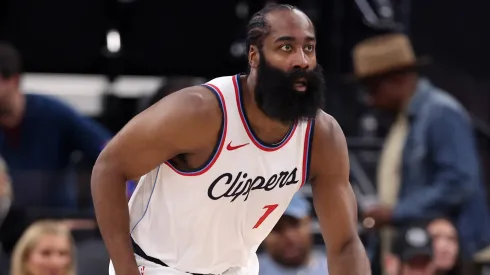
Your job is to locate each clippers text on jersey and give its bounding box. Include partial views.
[208,168,300,202]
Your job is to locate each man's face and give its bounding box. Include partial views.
[428,219,459,271]
[264,215,312,267]
[363,76,401,111]
[0,75,19,116]
[249,9,325,123]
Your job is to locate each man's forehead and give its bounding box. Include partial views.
[265,10,315,39]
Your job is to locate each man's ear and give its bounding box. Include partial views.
[248,45,260,69]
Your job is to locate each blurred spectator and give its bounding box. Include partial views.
[427,218,459,273]
[0,159,30,259]
[10,220,76,275]
[0,42,111,208]
[0,158,33,257]
[258,193,328,275]
[0,156,11,224]
[385,225,436,275]
[0,156,11,275]
[351,33,490,260]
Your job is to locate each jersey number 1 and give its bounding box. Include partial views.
[253,204,279,229]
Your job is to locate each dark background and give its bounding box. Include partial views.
[2,0,490,191]
[3,0,489,188]
[1,0,489,127]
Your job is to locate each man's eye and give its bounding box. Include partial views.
[280,45,292,51]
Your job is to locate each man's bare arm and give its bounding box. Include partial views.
[91,86,222,275]
[310,112,371,275]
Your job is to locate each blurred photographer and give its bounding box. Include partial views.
[385,225,436,275]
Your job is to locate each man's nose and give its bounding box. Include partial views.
[291,50,309,70]
[281,226,300,241]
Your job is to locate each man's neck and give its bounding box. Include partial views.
[398,77,418,113]
[242,74,293,144]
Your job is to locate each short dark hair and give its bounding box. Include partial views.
[246,4,297,51]
[0,42,22,78]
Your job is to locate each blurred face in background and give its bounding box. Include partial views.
[0,75,19,117]
[26,233,72,275]
[363,72,417,112]
[428,219,459,271]
[400,255,435,275]
[264,215,312,267]
[250,9,325,124]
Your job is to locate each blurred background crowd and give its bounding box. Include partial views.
[1,0,490,274]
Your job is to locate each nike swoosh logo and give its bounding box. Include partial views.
[227,142,249,151]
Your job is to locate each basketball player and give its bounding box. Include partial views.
[92,4,370,275]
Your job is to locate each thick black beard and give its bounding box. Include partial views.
[254,52,326,124]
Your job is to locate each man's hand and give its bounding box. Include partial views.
[309,112,371,275]
[362,205,393,228]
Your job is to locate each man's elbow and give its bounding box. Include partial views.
[446,173,479,204]
[329,233,364,257]
[328,234,371,273]
[461,177,478,200]
[91,157,106,193]
[91,153,125,191]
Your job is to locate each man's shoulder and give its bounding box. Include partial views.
[422,83,468,118]
[410,81,472,134]
[25,94,77,118]
[146,85,224,142]
[308,111,347,178]
[26,93,74,110]
[424,91,471,128]
[204,74,239,96]
[313,110,342,139]
[206,74,236,84]
[169,85,224,121]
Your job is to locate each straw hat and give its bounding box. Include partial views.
[349,33,430,82]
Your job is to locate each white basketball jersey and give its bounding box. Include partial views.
[128,74,314,275]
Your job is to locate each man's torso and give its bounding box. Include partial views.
[128,75,315,275]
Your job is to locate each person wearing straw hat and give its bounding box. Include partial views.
[351,33,490,261]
